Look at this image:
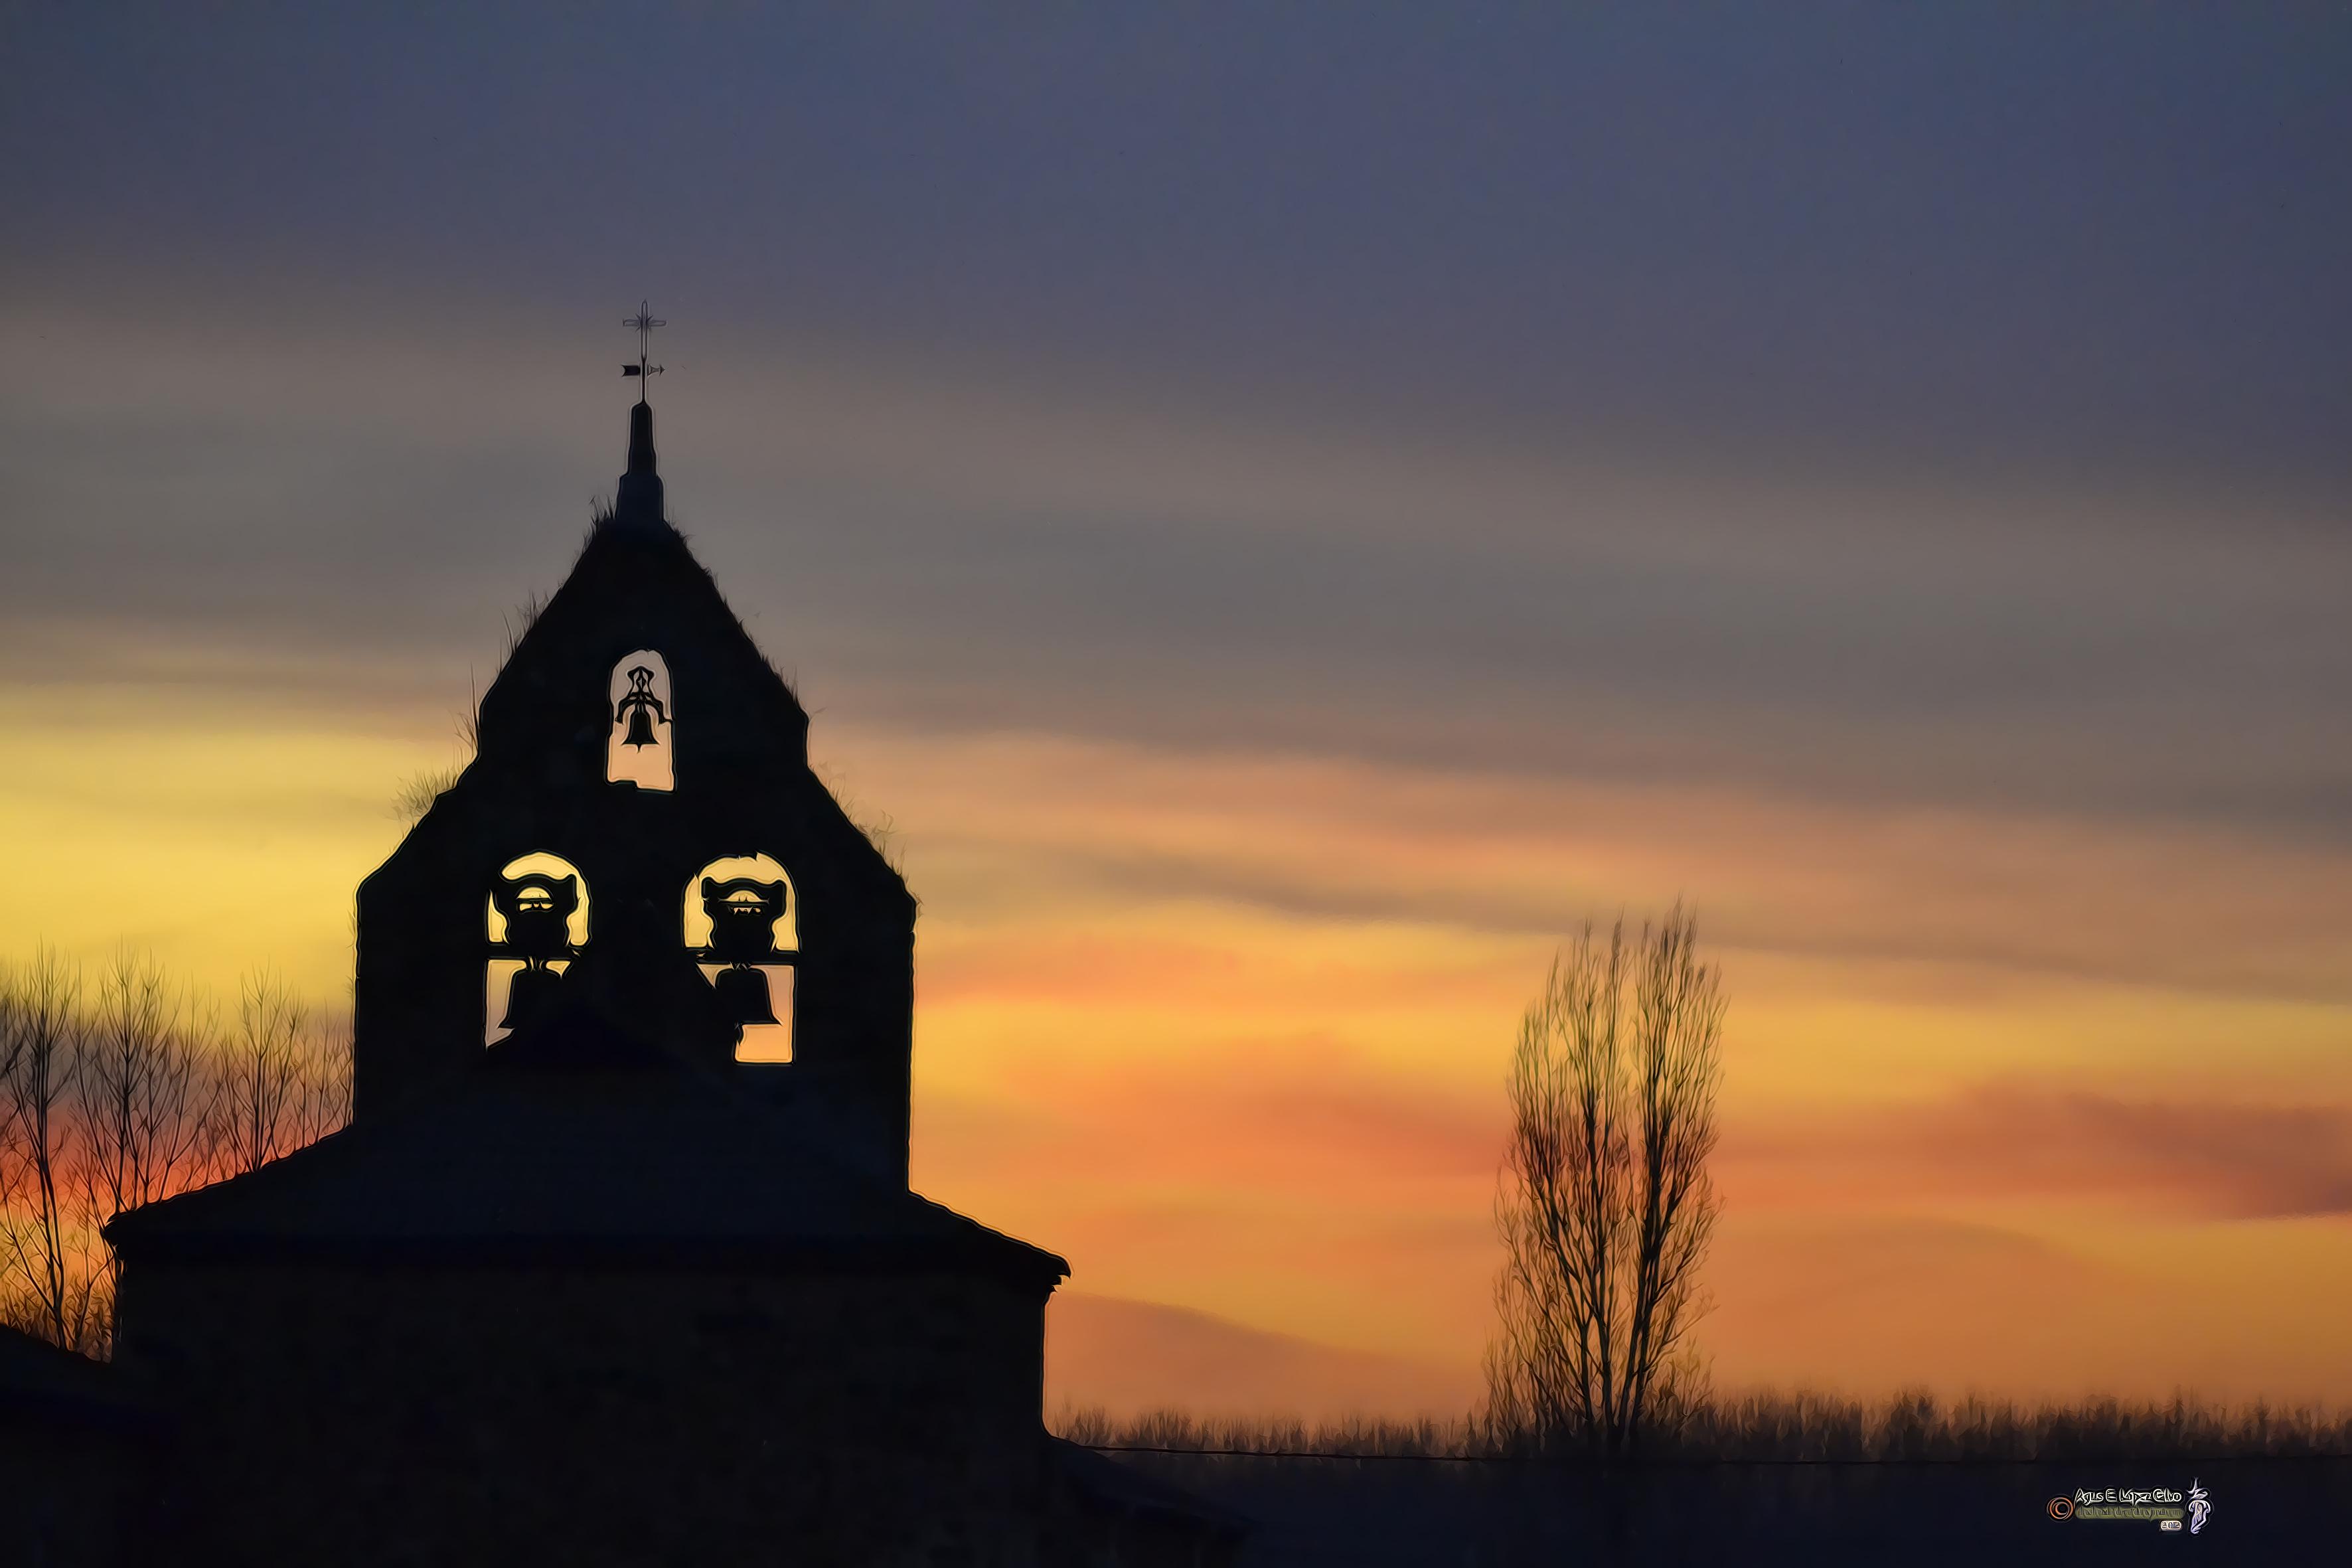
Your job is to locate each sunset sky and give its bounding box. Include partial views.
[4,8,2348,1412]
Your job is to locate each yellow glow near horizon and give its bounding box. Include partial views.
[4,678,2348,1407]
[0,695,423,1001]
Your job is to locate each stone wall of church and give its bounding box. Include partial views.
[115,1259,1052,1567]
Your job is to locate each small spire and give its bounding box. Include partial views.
[613,401,665,525]
[626,400,657,475]
[611,303,668,529]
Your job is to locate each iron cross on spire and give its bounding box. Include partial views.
[623,301,666,401]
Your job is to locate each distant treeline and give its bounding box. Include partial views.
[0,948,350,1356]
[1058,1388,2352,1462]
[1064,1399,2348,1565]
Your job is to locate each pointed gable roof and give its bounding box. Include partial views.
[471,405,817,806]
[354,399,920,1142]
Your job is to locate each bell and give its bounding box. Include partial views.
[621,705,659,749]
[711,966,779,1026]
[499,965,566,1030]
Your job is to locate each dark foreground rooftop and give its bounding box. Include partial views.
[106,1002,1066,1284]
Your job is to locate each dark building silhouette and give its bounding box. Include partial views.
[1,1326,153,1568]
[104,400,1242,1566]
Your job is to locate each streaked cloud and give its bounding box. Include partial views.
[8,303,2349,856]
[1728,1084,2352,1220]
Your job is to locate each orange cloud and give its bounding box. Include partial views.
[838,724,2352,1009]
[924,1038,1503,1196]
[1725,1083,2352,1219]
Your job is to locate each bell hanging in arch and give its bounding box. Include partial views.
[711,966,779,1027]
[499,965,566,1030]
[613,664,667,749]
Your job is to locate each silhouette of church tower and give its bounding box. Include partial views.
[350,396,920,1182]
[97,393,1238,1567]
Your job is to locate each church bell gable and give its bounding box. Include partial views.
[352,400,917,1182]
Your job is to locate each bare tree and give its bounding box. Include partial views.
[0,950,103,1352]
[74,949,218,1347]
[1484,905,1724,1458]
[290,1004,354,1152]
[214,971,309,1176]
[0,948,351,1357]
[209,970,351,1176]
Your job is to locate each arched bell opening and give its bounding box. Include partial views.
[485,852,589,1046]
[606,649,674,791]
[683,853,796,1062]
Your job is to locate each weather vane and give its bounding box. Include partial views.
[623,300,666,400]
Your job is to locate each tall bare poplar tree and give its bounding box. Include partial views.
[1484,905,1724,1458]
